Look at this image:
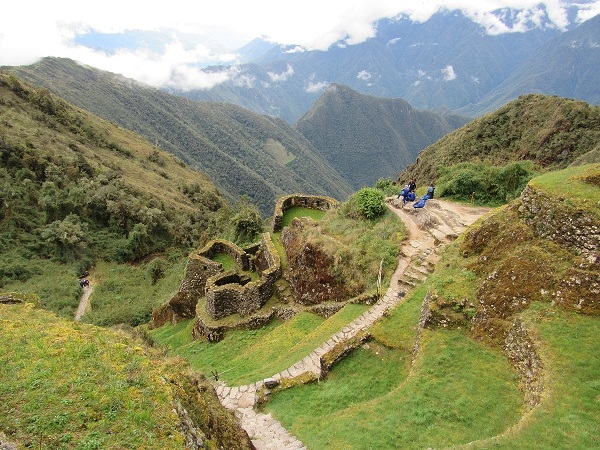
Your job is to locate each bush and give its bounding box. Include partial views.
[350,188,386,220]
[374,177,397,196]
[437,161,537,204]
[148,258,165,285]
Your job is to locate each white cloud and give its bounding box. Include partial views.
[357,70,372,80]
[267,64,294,82]
[442,65,456,81]
[0,0,596,90]
[286,46,306,54]
[306,81,329,93]
[387,37,402,46]
[166,66,232,91]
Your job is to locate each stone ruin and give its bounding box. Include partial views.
[204,234,281,320]
[151,193,352,341]
[272,194,338,232]
[151,234,281,330]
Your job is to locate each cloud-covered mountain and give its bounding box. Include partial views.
[457,13,600,117]
[169,10,598,123]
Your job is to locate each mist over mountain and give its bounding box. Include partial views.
[296,84,469,189]
[167,10,600,123]
[457,13,600,117]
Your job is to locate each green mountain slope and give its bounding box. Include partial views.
[0,73,235,317]
[400,94,600,196]
[295,84,469,189]
[5,57,354,215]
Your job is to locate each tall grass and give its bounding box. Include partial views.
[2,257,82,317]
[81,254,187,326]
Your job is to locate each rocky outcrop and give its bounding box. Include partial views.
[281,217,353,305]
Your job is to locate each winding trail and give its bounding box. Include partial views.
[74,284,93,321]
[215,198,491,450]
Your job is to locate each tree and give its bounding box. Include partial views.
[41,213,88,261]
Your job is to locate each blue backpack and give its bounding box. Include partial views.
[413,198,426,209]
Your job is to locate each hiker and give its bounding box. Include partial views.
[413,194,429,209]
[426,183,435,199]
[397,185,409,199]
[79,278,90,288]
[397,185,416,206]
[408,179,417,192]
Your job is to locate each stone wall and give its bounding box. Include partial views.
[199,239,253,271]
[272,194,338,232]
[504,318,544,408]
[193,310,277,343]
[205,233,282,320]
[151,252,222,328]
[518,185,599,255]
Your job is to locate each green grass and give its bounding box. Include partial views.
[467,303,600,449]
[282,206,326,227]
[0,303,185,449]
[530,163,600,208]
[211,252,259,281]
[264,287,523,449]
[151,303,369,385]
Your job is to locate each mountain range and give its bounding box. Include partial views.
[5,59,466,210]
[170,11,600,123]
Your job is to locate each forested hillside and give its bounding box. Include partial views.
[400,94,600,203]
[0,73,239,316]
[296,84,469,189]
[5,58,353,215]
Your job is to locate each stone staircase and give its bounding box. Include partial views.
[213,199,488,450]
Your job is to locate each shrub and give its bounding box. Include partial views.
[350,188,386,220]
[148,258,165,285]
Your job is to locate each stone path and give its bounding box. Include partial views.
[214,198,490,450]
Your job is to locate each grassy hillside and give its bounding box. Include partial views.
[151,165,599,449]
[0,73,238,323]
[5,57,354,214]
[0,297,252,450]
[295,84,469,190]
[401,94,600,204]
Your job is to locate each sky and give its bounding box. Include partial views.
[1,0,599,90]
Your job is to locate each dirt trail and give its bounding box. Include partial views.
[215,197,491,450]
[74,284,93,321]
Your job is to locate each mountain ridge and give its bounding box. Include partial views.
[296,84,470,189]
[5,58,353,215]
